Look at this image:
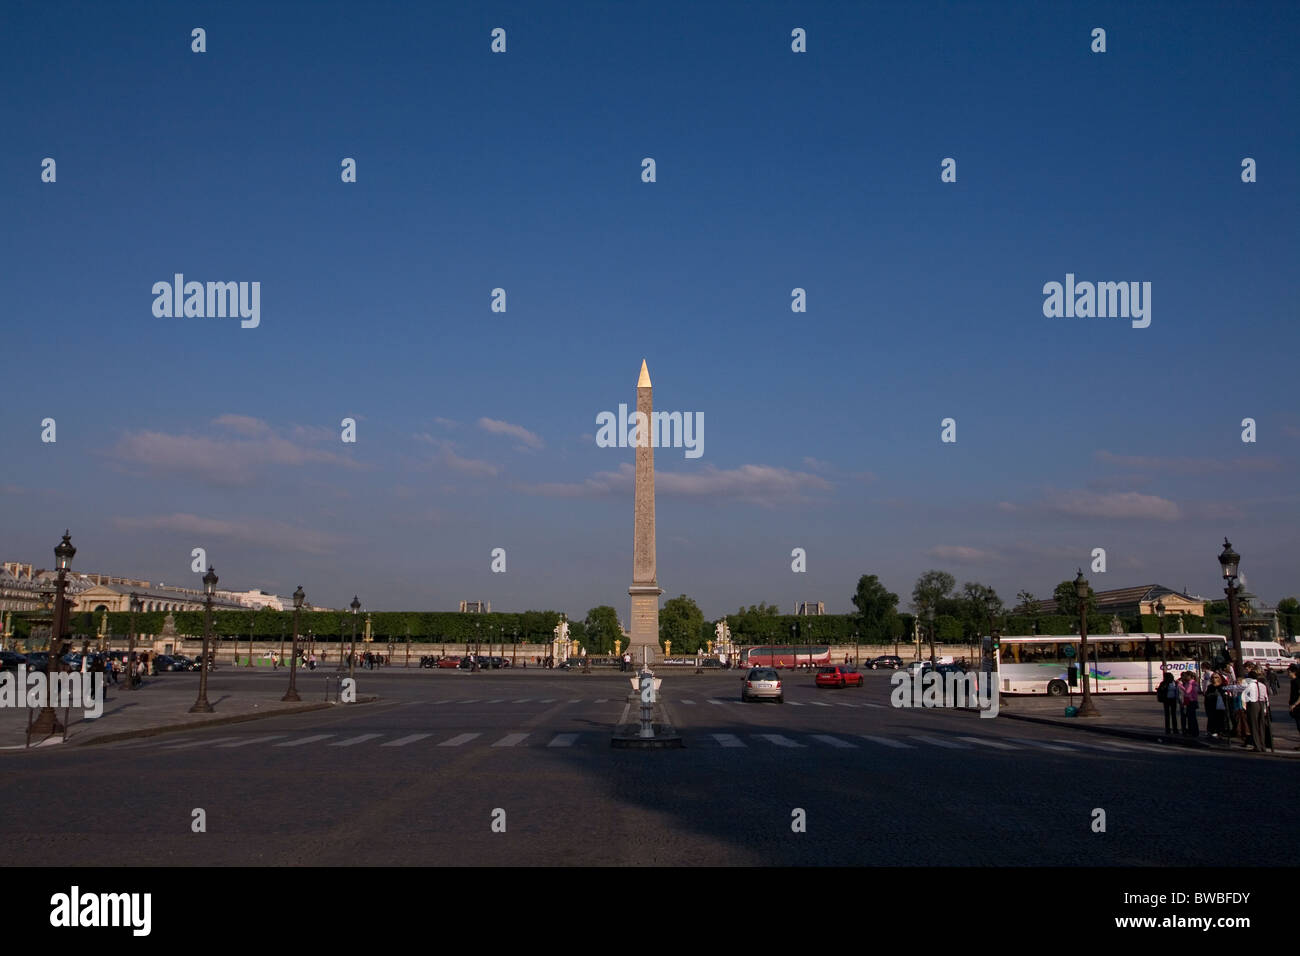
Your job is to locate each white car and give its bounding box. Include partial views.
[741,667,784,703]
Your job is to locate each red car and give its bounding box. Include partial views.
[816,665,862,688]
[436,656,463,668]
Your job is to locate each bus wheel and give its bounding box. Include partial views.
[1047,680,1067,697]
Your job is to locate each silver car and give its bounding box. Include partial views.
[741,667,784,703]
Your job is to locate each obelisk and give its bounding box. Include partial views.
[628,358,663,666]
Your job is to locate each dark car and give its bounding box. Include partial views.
[0,650,28,671]
[170,655,197,672]
[25,651,50,671]
[153,654,177,672]
[869,655,904,670]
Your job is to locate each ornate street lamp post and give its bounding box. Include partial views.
[1219,538,1245,674]
[190,567,218,713]
[127,592,141,690]
[246,615,255,667]
[348,596,359,683]
[927,605,936,667]
[1075,569,1099,716]
[472,621,480,672]
[32,531,75,735]
[283,586,304,702]
[1156,599,1167,674]
[512,626,518,668]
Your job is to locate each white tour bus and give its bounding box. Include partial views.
[996,634,1227,696]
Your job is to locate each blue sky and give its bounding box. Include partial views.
[2,0,1297,619]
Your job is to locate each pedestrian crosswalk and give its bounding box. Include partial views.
[107,728,1197,756]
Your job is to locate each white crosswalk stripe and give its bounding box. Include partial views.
[680,699,697,704]
[811,734,856,748]
[218,735,287,748]
[275,734,335,747]
[459,699,479,704]
[832,702,857,707]
[110,737,189,750]
[756,734,805,748]
[492,733,529,747]
[548,733,578,747]
[861,735,914,748]
[438,733,480,747]
[785,701,805,706]
[1048,738,1113,750]
[538,698,555,703]
[712,733,746,748]
[485,698,505,704]
[958,736,1023,750]
[331,734,382,747]
[909,735,969,749]
[1019,739,1077,751]
[594,698,608,703]
[807,701,832,707]
[511,699,533,703]
[163,736,239,749]
[382,734,432,747]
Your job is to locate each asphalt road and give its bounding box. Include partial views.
[3,668,1293,866]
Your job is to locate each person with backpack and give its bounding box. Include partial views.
[1156,672,1178,734]
[1176,671,1200,737]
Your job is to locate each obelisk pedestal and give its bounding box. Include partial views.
[628,359,663,666]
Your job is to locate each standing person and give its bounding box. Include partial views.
[1288,663,1300,747]
[1156,672,1178,734]
[1203,673,1230,738]
[1237,668,1265,751]
[1176,671,1199,738]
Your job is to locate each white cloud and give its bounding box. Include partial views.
[477,417,543,450]
[926,544,1000,563]
[1044,489,1181,521]
[110,422,361,487]
[518,463,831,507]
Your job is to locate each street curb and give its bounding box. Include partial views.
[998,710,1300,756]
[4,695,382,751]
[997,710,1207,747]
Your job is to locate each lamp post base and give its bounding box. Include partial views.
[1077,699,1101,717]
[189,699,214,714]
[281,689,300,702]
[30,708,64,735]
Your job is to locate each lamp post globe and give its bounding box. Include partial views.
[190,566,217,713]
[283,586,304,702]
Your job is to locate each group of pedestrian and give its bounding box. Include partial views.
[1155,659,1296,752]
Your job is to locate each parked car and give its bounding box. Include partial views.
[25,652,50,671]
[815,665,863,688]
[437,656,462,668]
[153,654,178,672]
[0,651,27,671]
[868,655,903,670]
[741,667,784,703]
[170,655,197,672]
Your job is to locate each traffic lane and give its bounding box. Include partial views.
[1,712,1290,866]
